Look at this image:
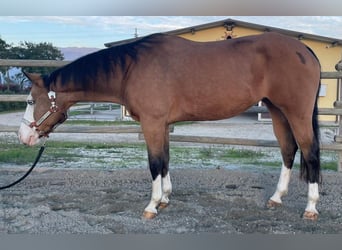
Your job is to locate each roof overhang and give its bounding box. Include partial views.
[104,18,342,48]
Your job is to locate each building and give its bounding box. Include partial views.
[105,18,342,122]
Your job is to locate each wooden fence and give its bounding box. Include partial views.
[1,59,342,171]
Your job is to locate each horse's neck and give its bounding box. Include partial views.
[54,60,129,107]
[57,79,124,109]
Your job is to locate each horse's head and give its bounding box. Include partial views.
[18,72,68,146]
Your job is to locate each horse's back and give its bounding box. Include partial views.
[126,32,321,123]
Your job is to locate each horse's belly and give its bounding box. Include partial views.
[176,99,254,122]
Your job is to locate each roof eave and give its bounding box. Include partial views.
[104,18,342,48]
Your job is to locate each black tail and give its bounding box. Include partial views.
[300,46,321,183]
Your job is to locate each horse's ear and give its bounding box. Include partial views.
[23,71,45,88]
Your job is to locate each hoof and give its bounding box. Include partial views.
[266,199,282,209]
[303,211,318,221]
[158,202,169,209]
[143,211,157,219]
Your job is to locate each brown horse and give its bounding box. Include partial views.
[18,32,321,220]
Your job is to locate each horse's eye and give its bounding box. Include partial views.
[27,100,35,105]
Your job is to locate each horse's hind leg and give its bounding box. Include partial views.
[141,120,172,219]
[286,112,320,220]
[263,100,298,208]
[265,97,320,220]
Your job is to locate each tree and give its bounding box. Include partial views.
[10,41,64,75]
[0,37,11,56]
[0,38,12,74]
[0,38,64,92]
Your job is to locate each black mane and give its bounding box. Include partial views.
[46,33,165,90]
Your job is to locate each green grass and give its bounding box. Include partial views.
[0,140,338,171]
[196,146,269,164]
[0,143,83,164]
[321,160,338,171]
[0,144,38,164]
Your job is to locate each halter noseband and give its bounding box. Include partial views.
[22,91,66,137]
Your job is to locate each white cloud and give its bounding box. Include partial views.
[0,16,341,48]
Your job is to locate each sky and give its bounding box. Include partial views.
[0,16,342,49]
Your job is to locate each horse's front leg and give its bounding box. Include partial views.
[143,151,171,219]
[142,122,171,219]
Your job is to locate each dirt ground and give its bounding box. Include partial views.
[1,111,341,234]
[1,166,342,234]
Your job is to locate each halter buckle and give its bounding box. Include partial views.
[48,91,58,112]
[48,91,56,99]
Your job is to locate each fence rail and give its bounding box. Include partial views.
[1,59,342,171]
[0,59,71,68]
[2,94,342,115]
[0,95,27,102]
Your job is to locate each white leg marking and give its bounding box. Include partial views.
[161,172,172,205]
[305,183,319,214]
[144,175,162,214]
[270,164,292,204]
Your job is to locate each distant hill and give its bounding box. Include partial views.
[59,47,101,61]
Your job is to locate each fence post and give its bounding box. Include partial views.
[90,103,94,115]
[336,60,342,172]
[338,77,342,171]
[338,123,342,172]
[338,151,342,172]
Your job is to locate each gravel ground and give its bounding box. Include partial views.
[1,167,342,234]
[1,111,341,234]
